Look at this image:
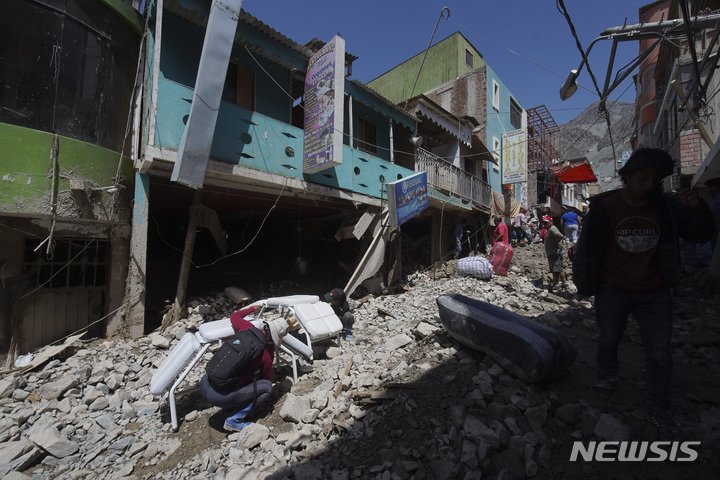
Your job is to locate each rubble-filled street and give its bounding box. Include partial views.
[1,244,719,480]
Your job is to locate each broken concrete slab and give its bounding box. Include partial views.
[28,427,78,458]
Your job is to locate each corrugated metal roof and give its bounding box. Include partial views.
[165,0,314,56]
[349,80,418,125]
[164,0,416,126]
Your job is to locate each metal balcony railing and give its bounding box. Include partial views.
[415,147,491,208]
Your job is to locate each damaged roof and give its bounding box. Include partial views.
[163,0,416,129]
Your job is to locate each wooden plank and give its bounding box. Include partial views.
[334,358,353,398]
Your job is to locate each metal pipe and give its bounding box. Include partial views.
[602,39,619,99]
[601,13,720,37]
[348,94,354,148]
[653,61,679,136]
[389,118,394,163]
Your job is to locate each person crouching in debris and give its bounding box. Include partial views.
[199,302,292,432]
[324,288,354,341]
[573,148,715,435]
[541,215,567,289]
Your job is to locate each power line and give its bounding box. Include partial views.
[556,0,604,100]
[556,0,619,167]
[448,18,597,96]
[559,78,635,161]
[192,180,288,268]
[405,6,451,109]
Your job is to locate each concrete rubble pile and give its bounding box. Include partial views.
[0,245,718,479]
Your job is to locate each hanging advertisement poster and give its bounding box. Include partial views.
[387,172,429,227]
[303,35,345,174]
[501,129,527,184]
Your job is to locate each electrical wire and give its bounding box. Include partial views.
[18,240,95,301]
[405,6,451,108]
[192,180,288,268]
[559,80,635,160]
[679,0,703,104]
[448,18,597,96]
[556,0,620,169]
[242,24,580,163]
[0,223,44,238]
[244,45,298,104]
[245,44,602,164]
[109,9,154,221]
[556,0,604,100]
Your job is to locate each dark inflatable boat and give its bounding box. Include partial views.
[436,294,576,383]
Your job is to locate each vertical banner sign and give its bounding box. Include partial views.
[501,129,527,184]
[303,35,345,174]
[387,172,429,227]
[171,0,243,189]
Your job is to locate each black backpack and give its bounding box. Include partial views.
[206,327,266,390]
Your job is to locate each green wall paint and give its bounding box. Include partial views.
[98,0,143,33]
[0,123,132,215]
[367,32,485,104]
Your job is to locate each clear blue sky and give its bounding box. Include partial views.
[243,0,649,125]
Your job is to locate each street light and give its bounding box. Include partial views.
[559,69,579,101]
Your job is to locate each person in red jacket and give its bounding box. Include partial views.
[492,216,509,245]
[199,303,290,432]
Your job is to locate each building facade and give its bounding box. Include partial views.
[124,0,487,333]
[0,0,143,354]
[369,33,527,208]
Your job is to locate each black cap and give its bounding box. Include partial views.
[324,288,345,302]
[618,148,675,179]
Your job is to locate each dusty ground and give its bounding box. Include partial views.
[92,244,720,479]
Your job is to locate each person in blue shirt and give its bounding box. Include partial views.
[560,209,581,244]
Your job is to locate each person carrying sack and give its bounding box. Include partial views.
[199,303,290,432]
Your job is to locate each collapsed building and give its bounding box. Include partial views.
[1,1,538,357]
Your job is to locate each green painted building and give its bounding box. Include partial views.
[0,0,142,354]
[368,32,486,105]
[370,31,527,202]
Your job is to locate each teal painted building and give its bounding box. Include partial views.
[134,0,483,329]
[370,32,527,205]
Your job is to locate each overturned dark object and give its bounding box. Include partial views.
[436,294,576,383]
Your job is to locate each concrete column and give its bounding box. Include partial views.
[104,225,131,337]
[527,171,537,209]
[165,190,202,325]
[109,172,149,338]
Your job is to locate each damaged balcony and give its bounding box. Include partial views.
[148,77,418,199]
[416,147,491,209]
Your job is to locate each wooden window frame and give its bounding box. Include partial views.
[357,117,378,154]
[222,63,255,111]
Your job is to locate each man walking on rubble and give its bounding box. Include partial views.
[512,209,531,245]
[199,302,294,432]
[560,208,581,245]
[541,215,566,289]
[573,148,715,435]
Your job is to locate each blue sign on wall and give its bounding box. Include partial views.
[387,172,429,227]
